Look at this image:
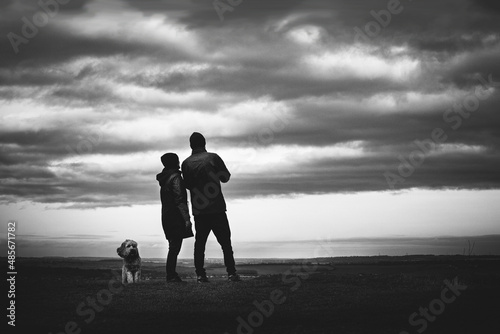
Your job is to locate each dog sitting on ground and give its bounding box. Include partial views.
[117,239,141,284]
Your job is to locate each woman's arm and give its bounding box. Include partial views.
[171,174,191,223]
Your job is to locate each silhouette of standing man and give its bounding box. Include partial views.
[182,132,240,282]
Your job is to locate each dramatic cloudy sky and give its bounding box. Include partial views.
[1,0,499,258]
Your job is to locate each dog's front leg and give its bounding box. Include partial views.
[126,271,134,283]
[134,271,141,283]
[121,266,127,284]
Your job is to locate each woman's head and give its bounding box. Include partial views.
[161,153,179,169]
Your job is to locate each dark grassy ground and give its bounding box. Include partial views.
[7,256,500,334]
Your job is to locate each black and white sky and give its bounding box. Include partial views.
[1,0,499,257]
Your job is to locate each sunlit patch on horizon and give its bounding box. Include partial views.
[221,141,368,174]
[304,47,420,81]
[434,143,487,155]
[287,25,324,44]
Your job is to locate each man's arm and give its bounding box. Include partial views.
[214,154,231,183]
[181,161,193,190]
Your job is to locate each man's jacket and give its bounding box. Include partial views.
[181,148,230,216]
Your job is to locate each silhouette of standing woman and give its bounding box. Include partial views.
[156,153,194,283]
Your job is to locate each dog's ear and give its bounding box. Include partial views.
[117,241,126,258]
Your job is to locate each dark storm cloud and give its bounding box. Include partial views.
[441,48,500,89]
[121,0,306,26]
[133,60,415,100]
[0,124,188,207]
[470,0,500,13]
[213,89,500,149]
[0,25,192,69]
[1,0,500,207]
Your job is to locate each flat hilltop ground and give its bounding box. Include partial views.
[9,255,500,334]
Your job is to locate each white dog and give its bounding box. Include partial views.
[117,239,141,284]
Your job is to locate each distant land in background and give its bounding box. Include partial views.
[16,235,500,258]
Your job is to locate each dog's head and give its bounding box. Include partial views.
[117,239,139,259]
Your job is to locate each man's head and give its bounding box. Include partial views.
[161,152,179,169]
[190,132,206,150]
